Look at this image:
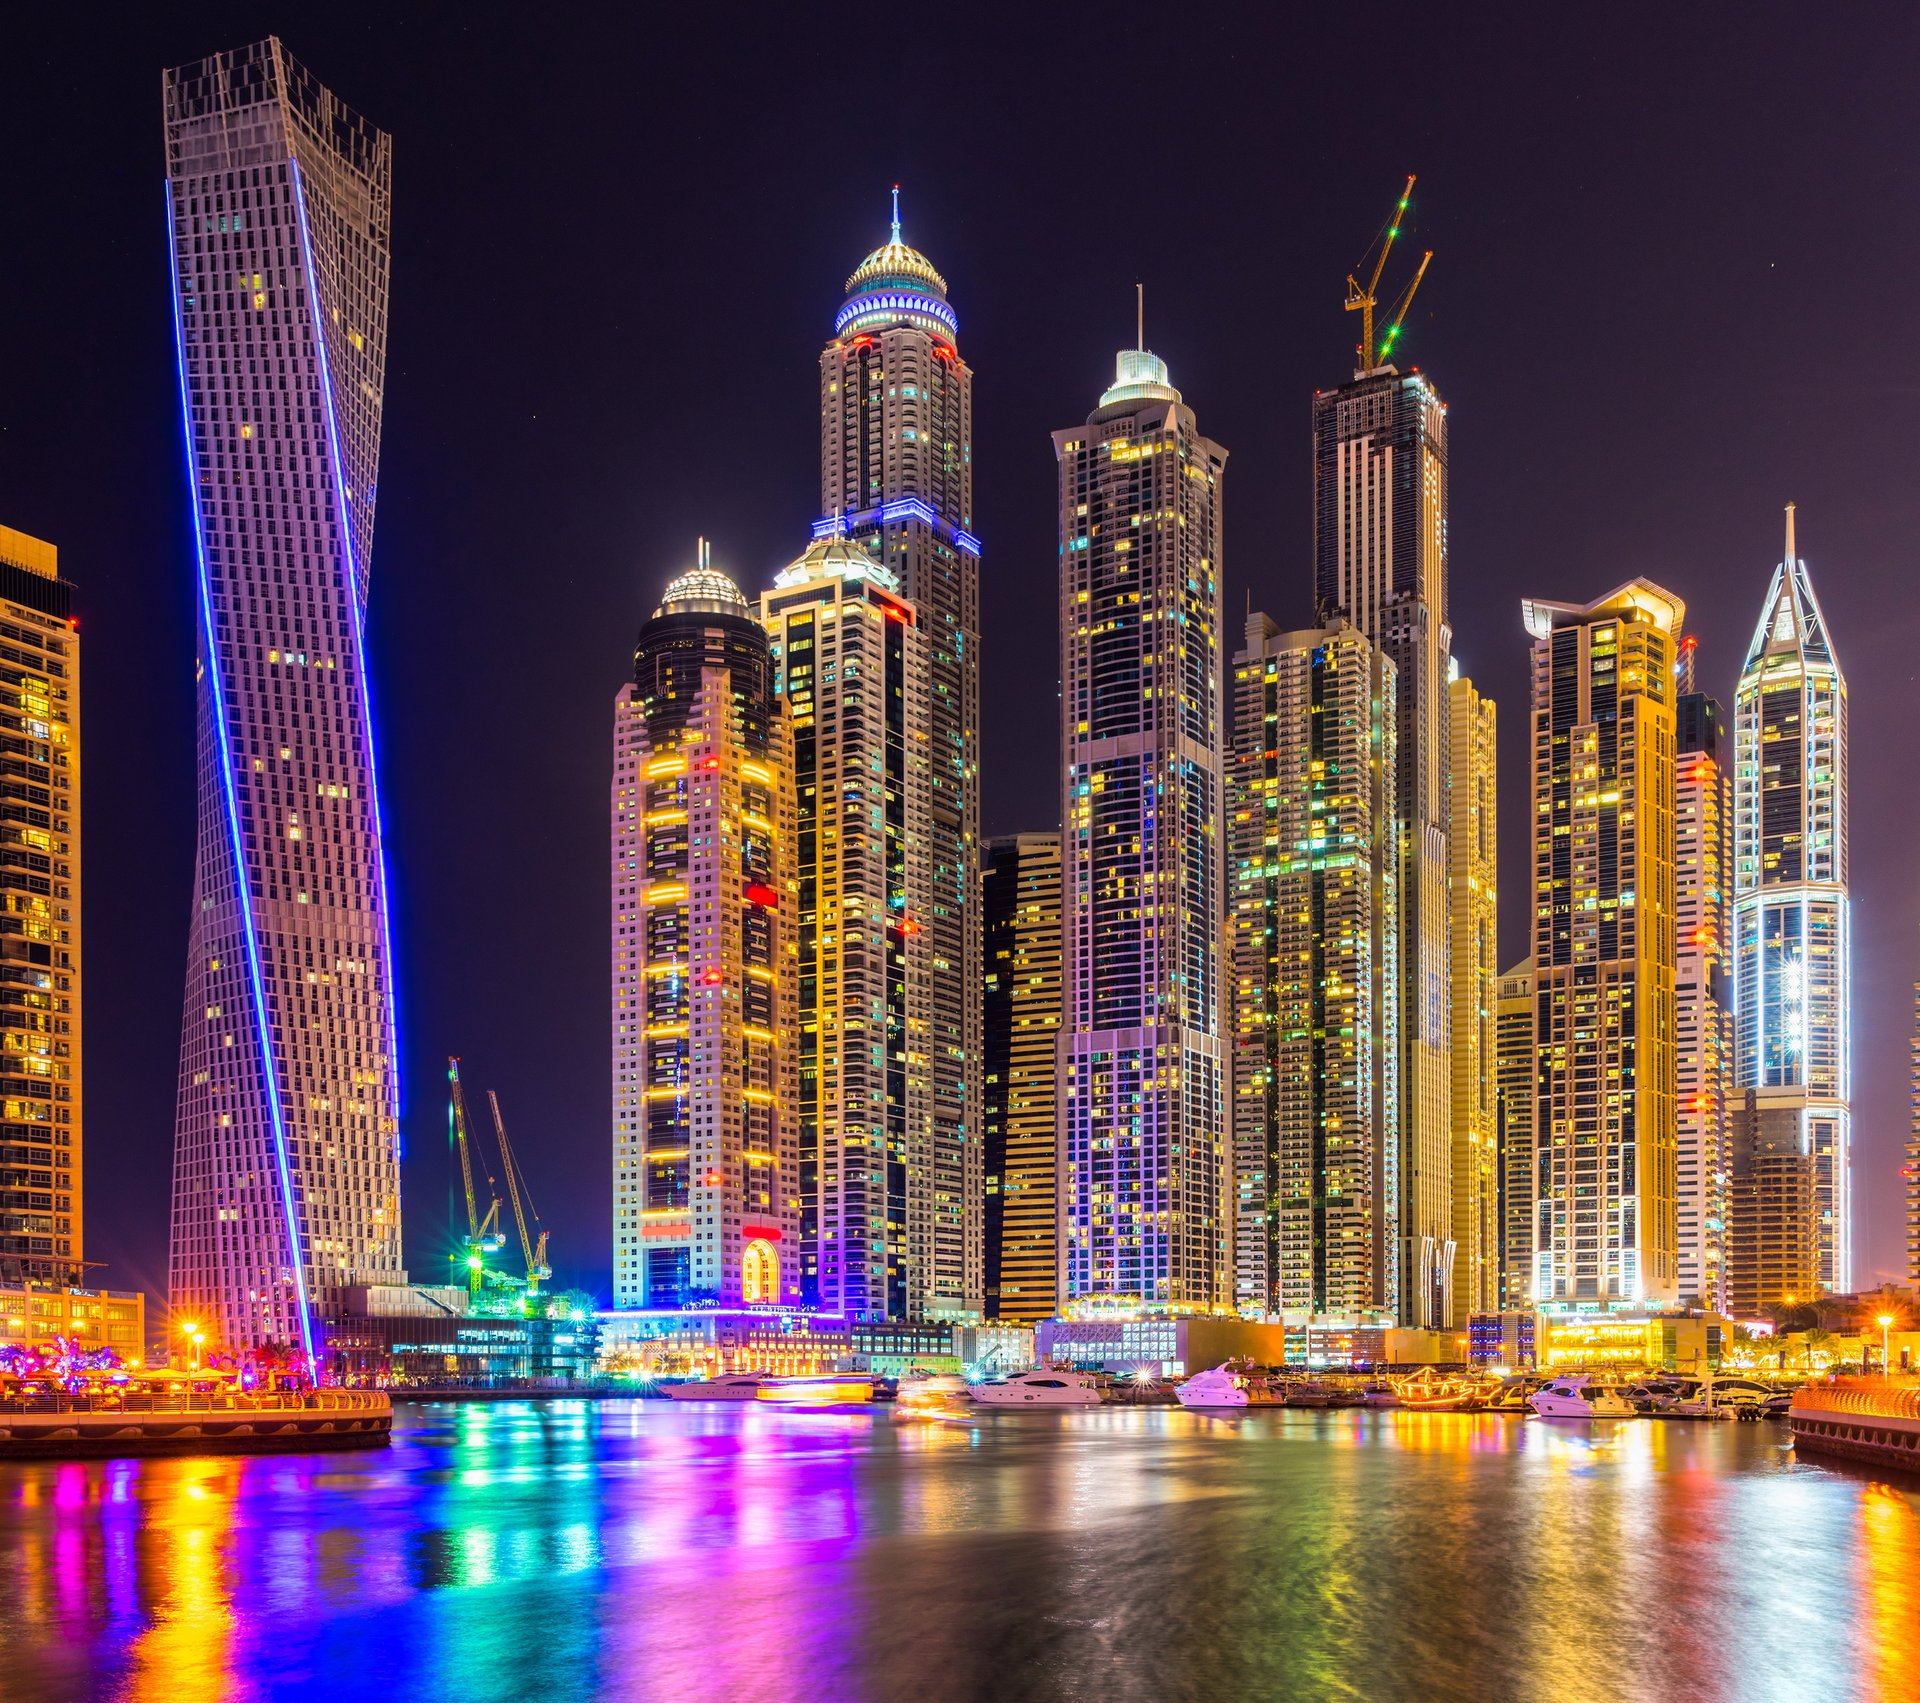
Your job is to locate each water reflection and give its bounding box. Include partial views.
[0,1402,1913,1701]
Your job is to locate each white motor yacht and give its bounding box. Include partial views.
[1176,1364,1282,1409]
[1528,1375,1638,1419]
[967,1369,1106,1407]
[664,1373,769,1402]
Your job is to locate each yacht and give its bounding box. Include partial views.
[1176,1364,1283,1409]
[1528,1375,1638,1419]
[664,1373,768,1401]
[967,1369,1107,1407]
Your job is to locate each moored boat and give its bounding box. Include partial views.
[1176,1364,1283,1409]
[967,1369,1107,1407]
[1788,1377,1920,1473]
[1528,1375,1638,1419]
[1394,1367,1492,1412]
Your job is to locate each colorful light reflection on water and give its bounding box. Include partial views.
[1,1402,1915,1701]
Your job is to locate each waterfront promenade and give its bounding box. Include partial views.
[1,1398,1916,1701]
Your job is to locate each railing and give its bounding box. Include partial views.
[1790,1377,1920,1421]
[0,1388,389,1417]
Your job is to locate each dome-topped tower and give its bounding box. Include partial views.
[774,520,901,592]
[835,187,958,343]
[657,541,751,618]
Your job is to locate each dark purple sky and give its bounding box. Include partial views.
[5,5,1917,1307]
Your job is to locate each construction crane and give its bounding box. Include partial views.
[487,1089,552,1298]
[1344,174,1434,372]
[447,1056,505,1299]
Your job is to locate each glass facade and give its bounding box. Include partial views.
[1732,512,1849,1290]
[1312,368,1453,1326]
[1056,350,1229,1309]
[164,40,402,1360]
[0,529,78,1286]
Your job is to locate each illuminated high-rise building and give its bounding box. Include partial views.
[1733,506,1850,1291]
[1522,581,1683,1306]
[1493,957,1534,1306]
[1727,1087,1820,1318]
[818,197,981,1317]
[0,528,79,1285]
[611,553,798,1310]
[1056,335,1229,1309]
[1312,364,1453,1325]
[1445,667,1497,1324]
[1229,615,1397,1316]
[164,41,402,1359]
[1675,690,1733,1311]
[982,833,1062,1323]
[760,532,932,1320]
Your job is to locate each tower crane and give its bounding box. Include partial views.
[487,1089,552,1298]
[447,1056,505,1299]
[1344,174,1434,372]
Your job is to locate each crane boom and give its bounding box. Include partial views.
[487,1089,549,1292]
[449,1057,480,1240]
[1376,249,1433,366]
[1343,175,1428,372]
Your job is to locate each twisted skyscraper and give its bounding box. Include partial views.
[165,41,402,1360]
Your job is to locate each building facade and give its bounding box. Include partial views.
[1727,1088,1820,1318]
[1312,366,1453,1325]
[1910,984,1920,1286]
[164,41,403,1359]
[1445,668,1497,1324]
[1675,690,1733,1311]
[611,557,799,1311]
[1229,616,1398,1317]
[981,833,1062,1323]
[760,534,933,1320]
[1056,343,1229,1309]
[1494,957,1534,1306]
[818,203,981,1317]
[0,528,79,1286]
[1522,581,1683,1306]
[1732,508,1850,1291]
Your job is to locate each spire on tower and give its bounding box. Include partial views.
[1137,281,1145,351]
[890,184,901,244]
[1785,501,1797,566]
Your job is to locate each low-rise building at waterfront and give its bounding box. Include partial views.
[0,1284,141,1362]
[595,1308,852,1380]
[1537,1307,1723,1374]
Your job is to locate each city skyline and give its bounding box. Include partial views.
[7,14,1919,1306]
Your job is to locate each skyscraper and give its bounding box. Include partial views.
[760,533,932,1320]
[1229,615,1398,1316]
[1733,507,1850,1291]
[1056,337,1229,1310]
[1494,957,1534,1306]
[1908,984,1919,1286]
[982,833,1062,1323]
[818,198,981,1318]
[164,41,402,1360]
[1727,1087,1820,1318]
[1675,689,1733,1312]
[611,555,798,1310]
[0,527,79,1285]
[1312,364,1453,1326]
[1522,581,1683,1306]
[1445,667,1497,1324]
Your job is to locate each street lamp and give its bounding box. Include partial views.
[181,1322,204,1372]
[1877,1314,1895,1377]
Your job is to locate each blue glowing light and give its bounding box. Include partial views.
[290,157,406,1163]
[812,501,982,558]
[834,289,959,339]
[165,180,317,1373]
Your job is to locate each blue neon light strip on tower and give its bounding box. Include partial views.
[289,157,405,1156]
[834,289,959,339]
[164,181,318,1372]
[811,501,982,557]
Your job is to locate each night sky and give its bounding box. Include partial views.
[5,5,1917,1310]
